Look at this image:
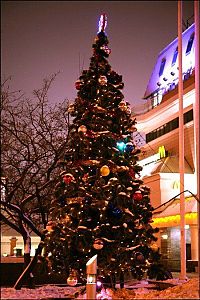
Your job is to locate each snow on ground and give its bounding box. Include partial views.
[111,278,199,299]
[1,278,199,299]
[1,285,83,299]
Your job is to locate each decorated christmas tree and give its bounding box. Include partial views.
[44,14,160,287]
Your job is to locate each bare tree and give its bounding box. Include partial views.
[0,74,70,288]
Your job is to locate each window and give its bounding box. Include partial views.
[184,109,193,124]
[146,109,193,143]
[186,33,194,54]
[151,91,162,108]
[171,47,178,65]
[171,118,179,130]
[159,58,166,77]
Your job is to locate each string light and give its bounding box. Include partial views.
[116,141,126,152]
[152,212,197,226]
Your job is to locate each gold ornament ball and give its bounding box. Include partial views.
[93,239,104,250]
[119,100,126,107]
[67,275,78,286]
[151,243,159,252]
[65,215,71,223]
[100,165,110,176]
[46,221,55,232]
[119,101,128,111]
[46,225,53,232]
[78,125,87,133]
[98,75,107,85]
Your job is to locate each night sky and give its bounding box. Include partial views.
[1,1,194,108]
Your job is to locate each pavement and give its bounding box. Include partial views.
[172,271,199,279]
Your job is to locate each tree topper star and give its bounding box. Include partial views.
[98,13,107,33]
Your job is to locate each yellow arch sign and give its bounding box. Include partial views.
[158,145,166,159]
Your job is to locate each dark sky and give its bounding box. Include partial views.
[1,1,194,108]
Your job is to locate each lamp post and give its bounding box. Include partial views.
[178,0,187,281]
[194,0,200,273]
[86,254,97,300]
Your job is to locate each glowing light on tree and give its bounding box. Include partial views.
[98,13,107,33]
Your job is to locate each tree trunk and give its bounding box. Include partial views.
[120,271,124,288]
[14,240,45,290]
[16,234,35,289]
[110,273,116,289]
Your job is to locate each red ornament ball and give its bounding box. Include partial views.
[132,191,143,201]
[75,80,82,90]
[82,173,89,182]
[129,168,135,178]
[86,130,95,138]
[134,252,145,263]
[63,173,75,184]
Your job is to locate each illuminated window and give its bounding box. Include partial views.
[186,33,194,54]
[146,109,193,143]
[171,47,178,65]
[159,58,166,77]
[151,91,162,108]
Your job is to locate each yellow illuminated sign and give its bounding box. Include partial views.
[139,145,167,167]
[158,145,166,159]
[173,180,180,189]
[152,212,197,227]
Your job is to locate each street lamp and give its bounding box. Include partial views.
[86,254,97,299]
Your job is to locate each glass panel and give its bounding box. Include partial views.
[186,34,194,54]
[172,47,178,65]
[159,58,166,77]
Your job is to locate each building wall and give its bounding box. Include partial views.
[132,23,198,270]
[1,228,41,257]
[138,112,194,168]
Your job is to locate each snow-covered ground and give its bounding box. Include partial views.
[1,285,83,299]
[1,277,199,299]
[111,278,199,299]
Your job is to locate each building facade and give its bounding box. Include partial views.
[1,227,40,258]
[132,23,198,272]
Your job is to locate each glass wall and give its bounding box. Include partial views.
[159,226,191,272]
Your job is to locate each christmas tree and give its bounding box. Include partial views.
[44,14,160,287]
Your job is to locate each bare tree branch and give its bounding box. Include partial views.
[1,74,71,288]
